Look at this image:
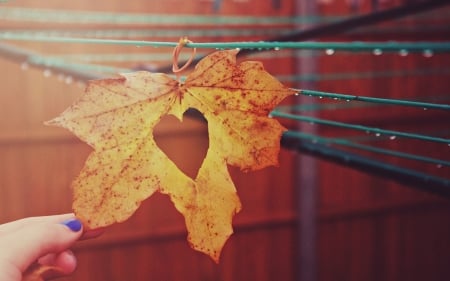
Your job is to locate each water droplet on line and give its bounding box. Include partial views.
[43,69,52,77]
[65,76,73,84]
[399,49,409,57]
[373,49,383,56]
[21,62,29,70]
[325,49,335,55]
[423,49,434,58]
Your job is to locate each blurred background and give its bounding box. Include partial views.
[0,0,449,280]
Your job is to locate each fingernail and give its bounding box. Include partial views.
[61,219,83,232]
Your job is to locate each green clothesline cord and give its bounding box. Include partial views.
[295,89,450,111]
[1,33,450,53]
[0,33,176,47]
[186,41,450,52]
[271,111,450,145]
[284,131,450,167]
[282,68,450,82]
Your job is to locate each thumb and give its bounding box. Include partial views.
[1,218,83,273]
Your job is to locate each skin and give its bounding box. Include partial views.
[0,214,102,280]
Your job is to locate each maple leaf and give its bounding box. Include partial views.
[47,49,295,262]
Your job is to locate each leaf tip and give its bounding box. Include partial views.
[43,117,62,127]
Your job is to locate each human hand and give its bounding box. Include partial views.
[0,214,101,281]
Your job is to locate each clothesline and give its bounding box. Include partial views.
[1,33,449,53]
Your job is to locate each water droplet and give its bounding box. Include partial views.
[423,49,433,58]
[399,49,408,57]
[274,47,281,51]
[373,48,383,56]
[436,164,443,169]
[345,99,351,102]
[423,107,428,111]
[319,96,323,99]
[294,92,300,96]
[43,69,52,78]
[375,133,381,137]
[20,62,29,70]
[333,97,339,100]
[389,135,397,140]
[65,76,73,84]
[325,49,335,55]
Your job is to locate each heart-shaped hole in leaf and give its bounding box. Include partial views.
[153,108,209,180]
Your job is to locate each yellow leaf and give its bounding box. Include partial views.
[47,49,295,262]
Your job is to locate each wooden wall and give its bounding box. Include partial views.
[0,1,298,281]
[315,1,450,281]
[0,0,449,280]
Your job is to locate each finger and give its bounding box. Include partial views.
[38,250,77,275]
[0,214,74,235]
[0,218,83,272]
[23,250,78,280]
[22,264,63,281]
[0,214,105,241]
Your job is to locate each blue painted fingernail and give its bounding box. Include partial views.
[61,219,83,232]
